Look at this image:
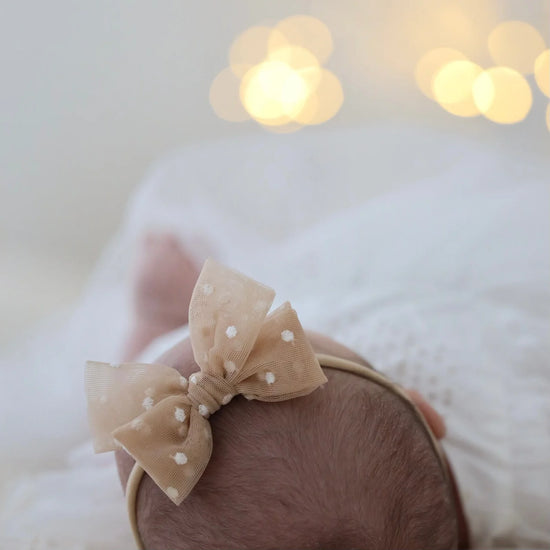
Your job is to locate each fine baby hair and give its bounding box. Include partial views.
[86,259,457,549]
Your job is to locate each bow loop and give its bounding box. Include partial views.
[188,259,276,377]
[235,302,327,401]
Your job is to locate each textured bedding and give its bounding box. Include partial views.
[1,124,548,549]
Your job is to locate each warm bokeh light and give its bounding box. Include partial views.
[472,67,532,124]
[294,69,344,125]
[534,49,550,97]
[415,18,546,127]
[209,68,250,122]
[435,6,478,54]
[229,26,273,78]
[240,61,309,122]
[212,16,342,130]
[268,45,322,91]
[488,21,546,75]
[433,60,483,117]
[415,48,468,100]
[269,15,333,64]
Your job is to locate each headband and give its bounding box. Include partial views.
[85,260,451,550]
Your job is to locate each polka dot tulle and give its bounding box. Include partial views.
[85,259,327,505]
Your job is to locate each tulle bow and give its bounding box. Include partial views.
[85,259,327,504]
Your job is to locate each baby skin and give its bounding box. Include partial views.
[121,233,200,361]
[119,234,469,550]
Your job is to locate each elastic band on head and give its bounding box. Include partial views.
[314,353,451,484]
[127,463,145,550]
[126,353,451,549]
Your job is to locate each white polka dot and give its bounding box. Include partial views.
[224,360,236,374]
[225,325,238,339]
[173,452,188,465]
[198,404,209,417]
[142,396,154,410]
[189,374,198,384]
[202,283,214,296]
[265,372,276,385]
[281,330,294,342]
[175,407,186,422]
[131,418,144,431]
[166,487,179,500]
[180,376,188,389]
[221,394,233,405]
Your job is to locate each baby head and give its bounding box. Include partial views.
[115,334,459,550]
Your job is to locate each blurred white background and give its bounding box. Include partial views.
[1,0,548,347]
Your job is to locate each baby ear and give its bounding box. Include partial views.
[404,389,447,440]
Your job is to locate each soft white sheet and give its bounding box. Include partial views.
[1,124,548,549]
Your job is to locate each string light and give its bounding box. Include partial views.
[415,48,468,100]
[473,67,532,124]
[433,60,483,117]
[229,26,273,78]
[488,21,545,75]
[209,67,250,122]
[270,15,333,64]
[240,61,309,122]
[210,16,342,130]
[416,19,546,129]
[534,49,550,97]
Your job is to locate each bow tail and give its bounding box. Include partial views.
[113,395,213,505]
[85,361,186,453]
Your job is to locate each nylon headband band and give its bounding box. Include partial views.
[125,353,452,550]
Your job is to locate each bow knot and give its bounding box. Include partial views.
[86,259,327,504]
[187,371,236,417]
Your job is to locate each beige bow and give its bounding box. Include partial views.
[85,259,327,504]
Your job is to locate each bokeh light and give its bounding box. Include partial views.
[295,69,344,125]
[472,67,532,124]
[268,45,322,91]
[240,61,309,122]
[415,48,468,100]
[209,68,250,122]
[534,49,550,97]
[211,15,342,130]
[488,21,546,75]
[433,60,483,117]
[229,26,273,78]
[269,15,333,64]
[416,18,547,128]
